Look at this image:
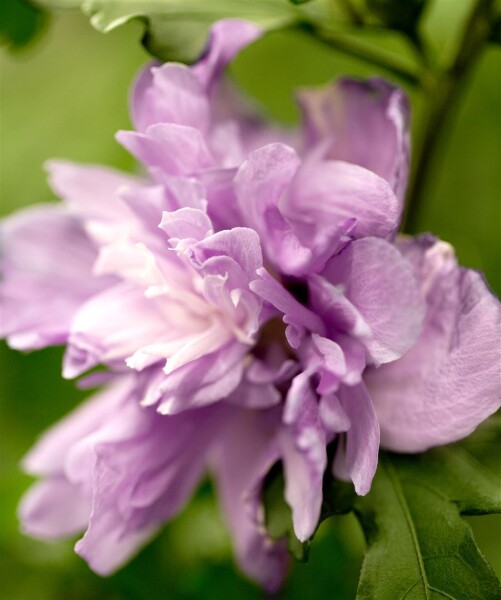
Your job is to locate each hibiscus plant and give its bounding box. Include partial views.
[1,1,500,599]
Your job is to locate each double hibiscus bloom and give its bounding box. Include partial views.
[1,19,499,591]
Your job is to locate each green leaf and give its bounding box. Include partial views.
[38,0,329,62]
[0,0,48,50]
[353,417,501,600]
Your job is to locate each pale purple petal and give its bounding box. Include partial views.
[154,342,248,414]
[131,63,210,133]
[193,227,263,280]
[235,143,313,275]
[66,381,227,575]
[251,268,325,347]
[227,379,281,409]
[19,478,91,539]
[148,170,207,211]
[212,404,289,593]
[47,161,164,249]
[308,275,370,339]
[18,378,132,540]
[336,383,380,495]
[284,159,400,241]
[366,237,501,452]
[192,19,262,92]
[298,77,410,202]
[119,184,177,235]
[322,237,425,364]
[227,349,298,409]
[0,205,107,350]
[281,372,327,541]
[318,394,350,434]
[159,207,213,243]
[63,283,167,377]
[309,334,347,395]
[22,381,124,477]
[199,167,241,230]
[46,160,145,222]
[117,123,215,175]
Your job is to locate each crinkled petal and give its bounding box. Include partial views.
[318,394,350,434]
[336,383,380,495]
[366,236,501,452]
[199,167,241,230]
[22,381,125,477]
[251,268,325,348]
[132,63,210,133]
[323,237,425,364]
[227,350,297,409]
[0,205,107,350]
[281,372,327,541]
[154,341,248,414]
[160,207,213,244]
[212,404,289,593]
[285,159,400,241]
[46,160,144,223]
[227,380,281,409]
[117,123,214,175]
[63,283,169,377]
[72,383,226,575]
[192,19,262,92]
[309,275,370,339]
[310,333,347,395]
[235,143,313,275]
[298,77,410,202]
[46,161,166,250]
[194,227,263,281]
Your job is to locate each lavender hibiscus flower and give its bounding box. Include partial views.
[1,19,500,592]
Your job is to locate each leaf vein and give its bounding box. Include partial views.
[428,586,457,600]
[385,456,431,600]
[400,579,420,600]
[446,444,499,491]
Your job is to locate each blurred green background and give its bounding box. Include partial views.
[0,2,500,598]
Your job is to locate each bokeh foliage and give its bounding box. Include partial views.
[0,1,500,598]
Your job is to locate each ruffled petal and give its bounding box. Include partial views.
[335,383,380,495]
[131,63,210,133]
[46,160,144,223]
[0,205,106,350]
[117,123,215,175]
[235,143,313,275]
[192,19,262,92]
[285,158,400,242]
[49,379,224,574]
[366,236,501,452]
[322,237,425,365]
[63,283,169,377]
[150,342,248,414]
[212,404,289,593]
[298,77,410,202]
[251,268,325,348]
[281,372,327,541]
[22,381,124,477]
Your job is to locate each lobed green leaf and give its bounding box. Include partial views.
[352,417,501,600]
[40,0,330,62]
